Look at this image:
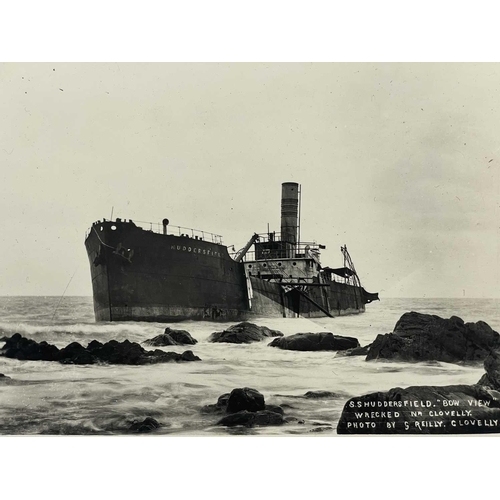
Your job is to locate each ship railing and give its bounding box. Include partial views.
[255,233,323,250]
[133,220,224,244]
[85,220,223,244]
[237,241,322,263]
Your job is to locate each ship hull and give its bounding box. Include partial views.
[85,220,372,322]
[249,277,365,319]
[85,221,251,322]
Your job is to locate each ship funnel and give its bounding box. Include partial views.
[162,218,169,235]
[281,182,299,246]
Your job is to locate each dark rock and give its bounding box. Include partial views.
[142,348,201,364]
[87,339,201,364]
[265,404,284,415]
[58,342,96,365]
[269,332,359,351]
[201,392,232,413]
[129,417,161,433]
[217,410,255,427]
[366,312,500,363]
[335,344,372,357]
[304,390,340,399]
[180,350,199,362]
[226,387,265,413]
[87,340,103,351]
[200,404,221,414]
[144,326,198,347]
[337,384,500,434]
[144,333,178,346]
[209,322,283,344]
[166,328,197,345]
[253,410,284,426]
[200,392,232,414]
[204,388,286,427]
[309,426,333,433]
[478,349,500,390]
[2,333,60,361]
[0,373,10,380]
[217,393,230,407]
[0,334,201,365]
[217,410,284,427]
[89,339,147,364]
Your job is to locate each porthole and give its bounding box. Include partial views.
[278,262,282,267]
[292,262,297,266]
[248,265,252,269]
[111,225,117,230]
[263,263,267,267]
[100,226,103,231]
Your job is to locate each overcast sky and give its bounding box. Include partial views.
[1,62,498,298]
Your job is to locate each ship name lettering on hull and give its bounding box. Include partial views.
[171,244,222,257]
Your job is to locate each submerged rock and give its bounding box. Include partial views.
[337,384,500,434]
[200,392,231,414]
[226,387,265,413]
[144,333,178,346]
[309,426,333,433]
[128,417,161,433]
[217,393,231,407]
[166,328,197,345]
[217,410,284,427]
[1,334,201,365]
[366,312,500,363]
[268,332,359,351]
[208,322,283,344]
[203,387,286,428]
[265,404,285,416]
[144,327,198,347]
[303,390,341,399]
[179,350,199,362]
[335,344,372,357]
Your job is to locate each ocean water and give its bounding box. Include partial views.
[0,296,498,436]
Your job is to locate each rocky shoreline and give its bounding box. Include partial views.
[337,312,500,434]
[1,313,499,434]
[1,333,201,365]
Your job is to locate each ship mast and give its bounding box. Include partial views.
[341,245,362,288]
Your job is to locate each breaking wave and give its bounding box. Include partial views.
[0,296,496,435]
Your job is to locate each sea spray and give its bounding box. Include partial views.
[0,296,496,435]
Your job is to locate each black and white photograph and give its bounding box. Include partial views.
[1,3,499,497]
[2,60,500,438]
